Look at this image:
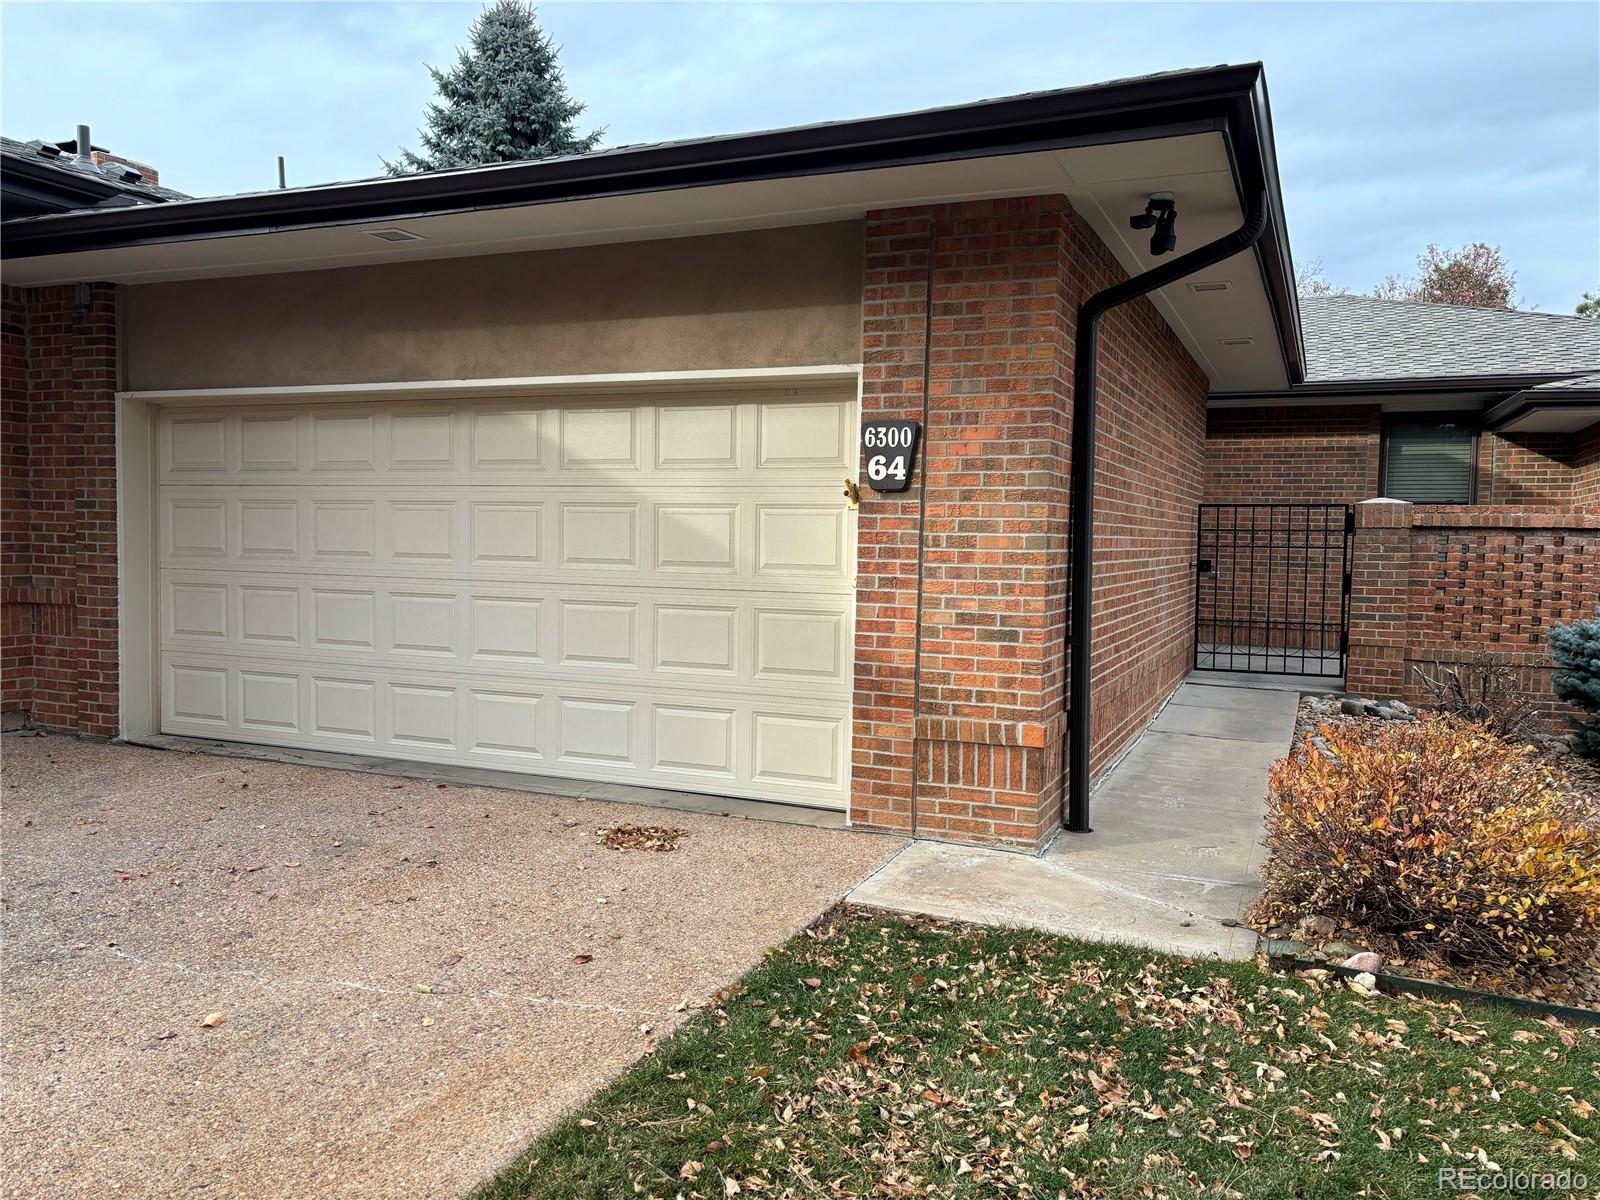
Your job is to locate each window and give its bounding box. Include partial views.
[1381,416,1476,503]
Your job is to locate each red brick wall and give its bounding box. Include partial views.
[1207,404,1591,508]
[1069,211,1210,776]
[1,282,121,736]
[850,198,1205,849]
[1478,432,1577,505]
[1205,405,1380,504]
[1576,426,1600,506]
[852,198,1073,848]
[1346,502,1600,725]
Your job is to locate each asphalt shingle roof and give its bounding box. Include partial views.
[0,135,188,205]
[1301,294,1600,383]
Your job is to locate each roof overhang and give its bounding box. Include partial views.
[1484,385,1600,433]
[0,64,1304,392]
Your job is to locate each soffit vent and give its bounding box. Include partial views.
[1187,280,1232,294]
[366,227,425,243]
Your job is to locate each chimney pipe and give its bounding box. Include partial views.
[75,124,94,165]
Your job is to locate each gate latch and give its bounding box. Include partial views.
[1196,558,1218,579]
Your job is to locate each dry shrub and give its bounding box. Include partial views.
[1412,650,1543,741]
[1259,715,1600,971]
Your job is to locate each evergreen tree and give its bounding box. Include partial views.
[1549,614,1600,759]
[386,1,602,174]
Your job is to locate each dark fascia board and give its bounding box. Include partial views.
[1210,370,1592,405]
[0,63,1302,380]
[1484,387,1600,430]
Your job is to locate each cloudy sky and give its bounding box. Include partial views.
[3,1,1595,312]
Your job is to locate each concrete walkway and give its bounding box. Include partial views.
[848,680,1301,960]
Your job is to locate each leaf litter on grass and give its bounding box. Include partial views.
[477,908,1600,1200]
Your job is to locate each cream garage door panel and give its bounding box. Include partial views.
[157,394,854,808]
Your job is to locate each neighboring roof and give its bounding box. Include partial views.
[0,63,1304,387]
[1519,370,1600,395]
[1,135,186,216]
[1301,294,1600,384]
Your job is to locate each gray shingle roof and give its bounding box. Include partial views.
[1301,294,1600,383]
[1524,371,1600,394]
[0,135,188,205]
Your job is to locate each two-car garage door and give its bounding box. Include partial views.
[156,391,855,808]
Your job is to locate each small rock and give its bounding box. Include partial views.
[1177,918,1194,928]
[1321,940,1364,960]
[1345,971,1378,997]
[1265,923,1293,939]
[1301,968,1331,982]
[1342,951,1383,973]
[1388,700,1412,715]
[1264,938,1308,958]
[1339,698,1369,717]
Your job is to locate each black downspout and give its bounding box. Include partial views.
[1064,189,1270,833]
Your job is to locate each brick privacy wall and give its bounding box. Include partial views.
[1346,502,1600,726]
[0,282,121,736]
[851,198,1205,849]
[1203,406,1593,665]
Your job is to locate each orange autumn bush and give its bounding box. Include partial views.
[1258,715,1600,970]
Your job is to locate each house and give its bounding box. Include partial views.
[3,64,1596,851]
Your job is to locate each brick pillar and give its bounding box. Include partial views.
[0,282,121,736]
[1346,498,1413,698]
[849,199,1070,850]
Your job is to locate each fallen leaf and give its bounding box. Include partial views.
[201,1011,225,1029]
[802,978,821,989]
[573,953,593,965]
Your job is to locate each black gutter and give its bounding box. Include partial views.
[1212,370,1596,404]
[1065,189,1271,833]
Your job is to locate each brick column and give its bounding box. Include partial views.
[850,199,1071,850]
[0,282,121,736]
[1345,498,1413,698]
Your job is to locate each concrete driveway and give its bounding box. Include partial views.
[0,735,898,1199]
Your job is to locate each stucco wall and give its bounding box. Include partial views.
[122,222,865,390]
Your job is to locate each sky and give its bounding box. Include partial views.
[2,1,1596,313]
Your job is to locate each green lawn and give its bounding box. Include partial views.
[477,910,1599,1200]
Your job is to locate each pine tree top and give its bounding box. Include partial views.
[386,1,602,175]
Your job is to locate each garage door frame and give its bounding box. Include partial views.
[116,365,863,809]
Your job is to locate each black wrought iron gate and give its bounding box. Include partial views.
[1193,504,1352,678]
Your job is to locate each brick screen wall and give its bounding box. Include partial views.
[1,282,120,736]
[851,197,1206,850]
[1346,501,1600,725]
